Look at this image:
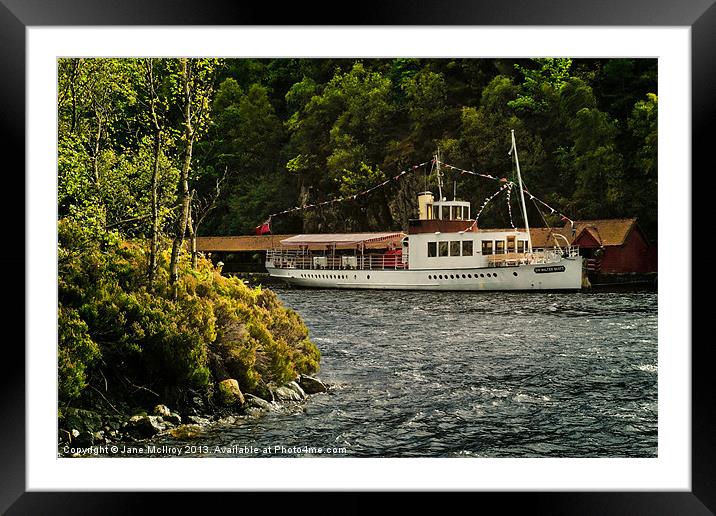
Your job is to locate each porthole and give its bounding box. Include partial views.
[367,275,371,280]
[480,273,485,278]
[428,275,432,280]
[354,275,357,279]
[462,274,466,279]
[439,275,443,279]
[468,274,472,278]
[450,275,454,279]
[494,273,498,277]
[513,272,518,276]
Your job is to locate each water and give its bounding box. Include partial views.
[151,289,658,458]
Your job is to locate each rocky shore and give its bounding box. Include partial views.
[58,374,328,457]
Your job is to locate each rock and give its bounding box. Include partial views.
[244,394,274,411]
[286,381,307,399]
[126,415,165,438]
[217,379,245,407]
[169,424,203,439]
[273,385,303,402]
[93,431,106,444]
[217,416,239,425]
[244,407,264,418]
[187,415,210,425]
[71,429,80,439]
[164,412,182,425]
[191,395,206,412]
[153,404,172,418]
[298,375,328,394]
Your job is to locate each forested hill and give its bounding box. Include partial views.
[58,58,657,242]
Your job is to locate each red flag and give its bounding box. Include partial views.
[254,220,271,235]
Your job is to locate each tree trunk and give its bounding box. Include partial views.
[146,59,162,292]
[169,58,193,289]
[148,126,161,290]
[188,207,198,270]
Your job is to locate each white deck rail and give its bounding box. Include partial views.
[266,246,578,271]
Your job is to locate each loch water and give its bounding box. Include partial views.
[151,288,658,458]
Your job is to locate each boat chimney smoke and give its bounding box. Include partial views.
[417,192,435,220]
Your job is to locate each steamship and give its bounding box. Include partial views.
[265,132,583,291]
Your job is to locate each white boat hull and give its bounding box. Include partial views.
[266,256,583,291]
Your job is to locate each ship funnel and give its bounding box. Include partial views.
[417,192,434,220]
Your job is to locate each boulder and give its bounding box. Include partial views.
[298,375,328,394]
[286,381,307,399]
[244,394,274,411]
[273,385,303,402]
[169,424,203,439]
[153,404,172,418]
[164,412,182,425]
[186,415,210,425]
[126,415,165,438]
[217,379,245,407]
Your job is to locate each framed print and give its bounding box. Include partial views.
[3,0,709,513]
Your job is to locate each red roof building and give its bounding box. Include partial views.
[570,218,657,273]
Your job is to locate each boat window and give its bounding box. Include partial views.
[439,206,447,220]
[522,240,529,251]
[463,206,469,220]
[452,206,462,220]
[481,240,494,255]
[496,240,505,254]
[517,240,525,253]
[427,241,437,257]
[439,242,449,257]
[450,241,461,256]
[426,204,433,219]
[507,236,516,253]
[462,240,473,256]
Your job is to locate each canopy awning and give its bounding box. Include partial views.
[280,232,406,247]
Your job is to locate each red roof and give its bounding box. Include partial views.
[280,232,406,247]
[571,218,639,246]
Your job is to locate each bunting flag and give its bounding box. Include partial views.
[506,183,516,229]
[263,159,432,220]
[257,157,575,232]
[463,182,512,232]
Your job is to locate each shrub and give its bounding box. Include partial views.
[58,219,320,410]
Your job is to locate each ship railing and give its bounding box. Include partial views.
[487,246,580,267]
[266,249,408,271]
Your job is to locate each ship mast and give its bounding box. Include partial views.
[510,130,533,253]
[435,149,444,201]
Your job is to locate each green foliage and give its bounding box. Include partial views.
[58,306,100,401]
[58,57,658,240]
[58,220,319,407]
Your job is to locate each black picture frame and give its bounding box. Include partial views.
[2,1,707,513]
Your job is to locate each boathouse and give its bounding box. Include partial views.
[569,218,657,274]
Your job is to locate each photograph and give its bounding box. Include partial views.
[56,56,659,459]
[7,13,705,511]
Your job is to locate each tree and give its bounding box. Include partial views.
[168,58,220,288]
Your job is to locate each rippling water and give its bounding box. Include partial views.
[152,288,658,458]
